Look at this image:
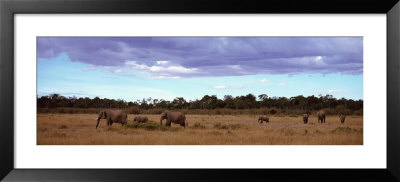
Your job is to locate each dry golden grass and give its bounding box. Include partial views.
[37,114,363,145]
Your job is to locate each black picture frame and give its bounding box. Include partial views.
[1,0,399,181]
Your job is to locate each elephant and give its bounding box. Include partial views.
[317,110,326,123]
[96,109,127,129]
[160,110,187,128]
[303,114,309,124]
[258,115,269,123]
[133,115,148,123]
[339,114,346,124]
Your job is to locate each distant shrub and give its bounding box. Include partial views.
[213,123,226,129]
[191,122,206,129]
[124,122,172,131]
[208,131,223,135]
[228,124,242,130]
[353,109,363,116]
[335,105,352,115]
[36,106,362,116]
[320,108,335,115]
[38,127,48,132]
[269,109,277,115]
[52,132,66,138]
[59,125,68,129]
[213,123,242,130]
[330,126,353,134]
[146,108,164,114]
[127,107,141,114]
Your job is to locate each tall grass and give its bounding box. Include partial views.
[37,114,363,145]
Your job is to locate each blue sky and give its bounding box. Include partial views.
[37,37,363,101]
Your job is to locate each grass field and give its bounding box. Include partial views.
[37,114,363,145]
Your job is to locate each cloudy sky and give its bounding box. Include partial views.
[37,37,363,101]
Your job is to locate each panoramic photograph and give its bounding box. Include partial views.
[37,37,363,145]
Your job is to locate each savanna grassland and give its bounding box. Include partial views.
[37,114,363,145]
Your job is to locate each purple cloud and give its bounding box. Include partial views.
[37,37,363,78]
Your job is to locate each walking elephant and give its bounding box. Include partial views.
[160,110,187,128]
[133,115,148,123]
[303,114,309,124]
[339,114,346,124]
[317,110,326,123]
[96,109,127,129]
[258,115,269,123]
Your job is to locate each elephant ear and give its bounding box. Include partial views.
[103,111,107,118]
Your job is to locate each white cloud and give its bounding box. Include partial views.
[149,75,181,79]
[149,65,197,73]
[278,79,287,86]
[213,85,227,89]
[212,85,243,89]
[228,65,241,70]
[125,60,198,76]
[156,61,169,65]
[327,89,349,94]
[260,78,268,83]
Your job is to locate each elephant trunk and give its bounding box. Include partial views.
[160,118,163,125]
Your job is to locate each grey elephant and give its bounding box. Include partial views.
[303,114,309,124]
[339,114,346,124]
[133,115,148,123]
[317,110,326,123]
[160,110,187,128]
[258,115,269,123]
[96,109,127,129]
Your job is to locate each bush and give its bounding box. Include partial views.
[353,109,363,116]
[36,106,363,116]
[335,105,352,115]
[59,125,68,129]
[319,108,335,115]
[124,122,169,131]
[228,124,242,130]
[330,126,353,133]
[191,122,206,129]
[127,107,141,114]
[213,123,242,130]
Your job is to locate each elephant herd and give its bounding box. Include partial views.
[96,109,186,129]
[259,110,346,125]
[96,109,346,129]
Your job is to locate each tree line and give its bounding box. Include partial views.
[37,93,363,113]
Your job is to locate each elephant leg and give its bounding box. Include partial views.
[96,120,100,129]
